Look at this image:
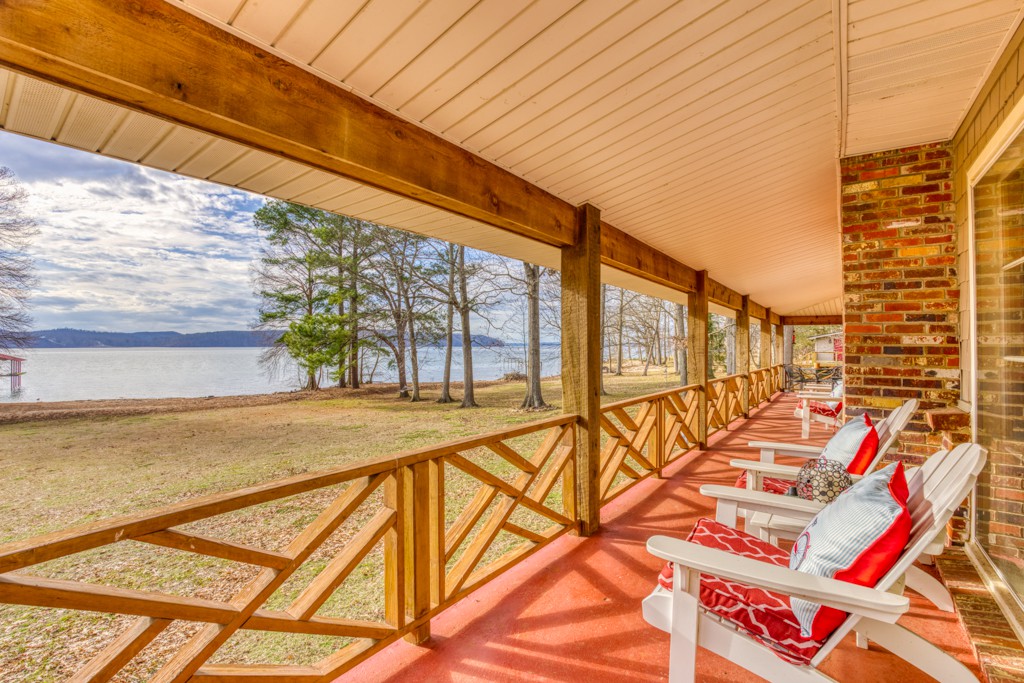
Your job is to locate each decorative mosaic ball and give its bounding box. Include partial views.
[796,458,853,503]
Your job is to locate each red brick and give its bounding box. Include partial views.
[846,324,883,333]
[860,167,900,180]
[901,183,942,195]
[901,204,942,216]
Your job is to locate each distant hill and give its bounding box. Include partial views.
[29,328,506,348]
[450,334,504,348]
[30,329,278,348]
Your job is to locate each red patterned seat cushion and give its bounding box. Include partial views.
[809,400,842,417]
[796,399,842,417]
[657,518,825,663]
[734,471,794,494]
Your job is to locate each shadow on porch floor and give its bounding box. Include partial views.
[338,394,982,682]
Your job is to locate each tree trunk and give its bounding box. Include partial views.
[615,289,625,375]
[725,319,736,375]
[364,347,379,384]
[675,303,687,383]
[784,324,794,366]
[348,236,360,388]
[337,258,346,388]
[405,293,421,402]
[438,245,457,403]
[394,312,409,399]
[408,320,421,401]
[520,263,548,409]
[458,246,478,408]
[654,309,663,365]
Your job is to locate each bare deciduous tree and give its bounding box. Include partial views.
[0,167,37,350]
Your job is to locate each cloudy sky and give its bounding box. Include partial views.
[0,131,266,332]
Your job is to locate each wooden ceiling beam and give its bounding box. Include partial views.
[782,315,843,326]
[707,279,742,310]
[600,223,697,294]
[747,300,768,321]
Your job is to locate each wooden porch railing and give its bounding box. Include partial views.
[597,384,701,505]
[0,415,577,682]
[0,368,787,681]
[748,367,774,407]
[707,373,745,436]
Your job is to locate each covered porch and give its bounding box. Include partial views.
[2,1,1024,681]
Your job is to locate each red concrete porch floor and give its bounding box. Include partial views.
[338,394,983,682]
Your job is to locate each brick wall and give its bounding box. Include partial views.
[840,142,959,459]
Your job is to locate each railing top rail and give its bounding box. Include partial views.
[709,373,745,383]
[600,384,701,411]
[0,412,577,574]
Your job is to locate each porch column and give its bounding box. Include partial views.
[760,309,772,368]
[774,322,784,367]
[562,203,602,536]
[783,325,794,365]
[736,295,751,417]
[687,271,709,448]
[773,322,785,392]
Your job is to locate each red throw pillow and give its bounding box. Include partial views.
[819,413,879,474]
[788,462,911,640]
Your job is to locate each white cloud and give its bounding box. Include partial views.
[0,132,265,332]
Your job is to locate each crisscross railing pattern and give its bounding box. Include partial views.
[707,374,744,435]
[0,415,576,682]
[597,385,701,504]
[748,367,773,406]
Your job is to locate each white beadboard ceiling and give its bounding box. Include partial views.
[2,0,1022,315]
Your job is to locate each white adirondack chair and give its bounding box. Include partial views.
[731,399,952,611]
[795,387,843,438]
[738,398,918,499]
[643,442,986,683]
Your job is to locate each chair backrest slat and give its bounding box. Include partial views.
[874,399,918,458]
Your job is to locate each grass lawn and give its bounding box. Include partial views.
[0,370,685,681]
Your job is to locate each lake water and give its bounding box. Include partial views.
[0,346,561,403]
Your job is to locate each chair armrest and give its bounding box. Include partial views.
[699,484,823,526]
[647,535,908,623]
[730,459,803,479]
[797,391,834,399]
[746,440,825,463]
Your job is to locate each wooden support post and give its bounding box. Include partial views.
[736,296,751,418]
[774,323,785,391]
[403,461,431,644]
[760,309,772,369]
[384,470,405,631]
[561,425,578,522]
[687,271,709,449]
[428,458,443,609]
[562,203,602,536]
[651,398,666,478]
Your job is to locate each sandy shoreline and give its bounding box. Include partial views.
[0,379,509,423]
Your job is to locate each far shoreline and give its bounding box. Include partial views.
[0,377,523,424]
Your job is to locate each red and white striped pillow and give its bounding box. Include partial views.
[819,412,879,475]
[788,462,911,640]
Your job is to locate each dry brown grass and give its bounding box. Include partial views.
[0,370,683,680]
